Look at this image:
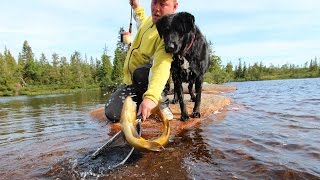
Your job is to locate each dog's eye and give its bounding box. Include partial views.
[173,24,183,32]
[174,27,184,35]
[163,27,170,34]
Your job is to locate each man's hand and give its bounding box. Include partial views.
[137,98,157,121]
[129,0,139,9]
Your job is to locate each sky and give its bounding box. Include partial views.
[1,0,319,67]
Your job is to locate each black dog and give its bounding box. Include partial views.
[156,12,210,121]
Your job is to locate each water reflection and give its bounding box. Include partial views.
[0,90,109,179]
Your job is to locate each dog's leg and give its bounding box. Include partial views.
[174,80,189,121]
[169,72,178,104]
[172,90,179,104]
[191,76,203,118]
[188,80,196,102]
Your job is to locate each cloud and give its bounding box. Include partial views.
[1,0,319,66]
[0,0,125,59]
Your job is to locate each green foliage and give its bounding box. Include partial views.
[111,28,128,85]
[1,36,319,96]
[18,40,39,84]
[200,42,319,83]
[0,41,112,96]
[225,62,234,81]
[100,48,113,86]
[231,58,320,81]
[111,47,125,84]
[204,53,226,84]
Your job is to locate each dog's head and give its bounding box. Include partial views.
[156,12,195,54]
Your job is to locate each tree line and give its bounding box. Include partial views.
[1,33,319,96]
[203,49,319,84]
[230,57,320,81]
[0,37,125,96]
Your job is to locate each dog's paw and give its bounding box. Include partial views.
[180,114,190,122]
[191,112,201,118]
[190,96,196,102]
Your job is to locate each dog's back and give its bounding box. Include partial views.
[173,24,209,81]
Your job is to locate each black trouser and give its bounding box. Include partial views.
[105,64,170,122]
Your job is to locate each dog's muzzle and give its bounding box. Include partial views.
[165,42,175,53]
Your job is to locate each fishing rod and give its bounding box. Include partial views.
[90,6,136,166]
[120,6,133,47]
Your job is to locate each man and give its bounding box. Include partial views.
[105,0,178,122]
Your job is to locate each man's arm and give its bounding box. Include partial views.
[130,0,146,28]
[137,41,173,121]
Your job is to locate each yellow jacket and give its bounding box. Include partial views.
[123,6,173,104]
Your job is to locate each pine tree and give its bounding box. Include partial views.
[111,28,128,84]
[225,62,234,81]
[70,51,83,87]
[111,47,124,84]
[235,58,243,79]
[59,56,71,85]
[0,53,5,90]
[101,47,113,85]
[243,61,247,79]
[81,54,93,86]
[38,53,50,84]
[89,56,98,83]
[18,40,39,84]
[249,62,261,80]
[4,47,17,77]
[50,53,60,84]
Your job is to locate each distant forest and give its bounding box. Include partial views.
[1,34,319,96]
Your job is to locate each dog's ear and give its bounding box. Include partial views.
[180,12,195,32]
[156,16,168,38]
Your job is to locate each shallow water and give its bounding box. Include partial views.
[0,78,319,179]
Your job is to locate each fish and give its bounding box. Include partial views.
[120,96,170,151]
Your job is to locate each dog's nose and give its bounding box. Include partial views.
[165,43,175,53]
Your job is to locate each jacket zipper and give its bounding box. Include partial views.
[127,24,155,79]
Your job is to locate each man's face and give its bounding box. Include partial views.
[151,0,178,23]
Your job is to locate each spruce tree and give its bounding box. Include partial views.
[111,28,128,85]
[18,40,39,84]
[101,48,113,86]
[70,51,83,87]
[38,53,50,84]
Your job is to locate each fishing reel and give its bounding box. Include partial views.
[120,29,132,45]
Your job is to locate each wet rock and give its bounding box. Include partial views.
[89,84,236,136]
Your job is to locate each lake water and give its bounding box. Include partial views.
[0,78,319,179]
